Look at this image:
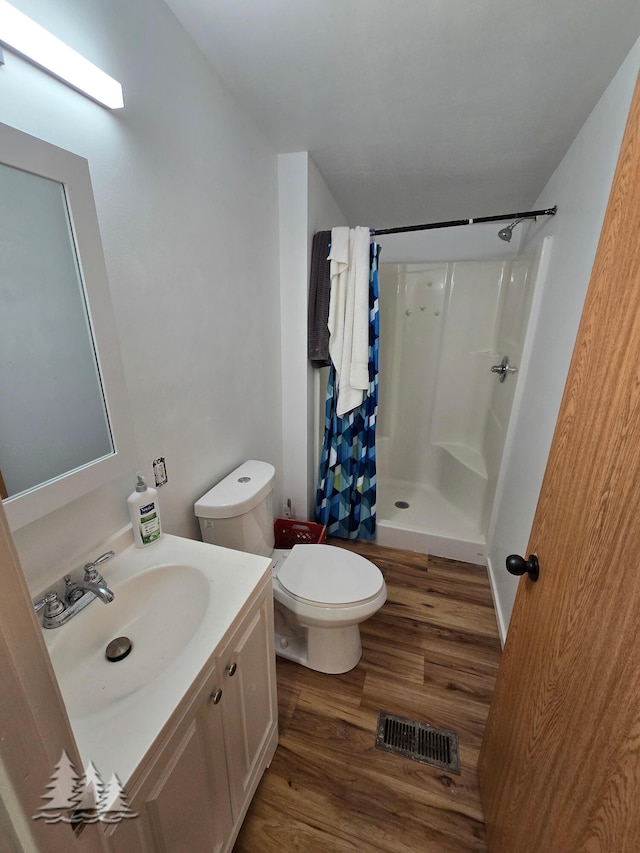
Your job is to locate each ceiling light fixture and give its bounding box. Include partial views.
[0,0,123,109]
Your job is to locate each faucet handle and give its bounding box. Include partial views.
[84,550,115,571]
[84,566,103,584]
[84,550,115,583]
[43,591,65,619]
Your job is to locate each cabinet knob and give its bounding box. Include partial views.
[210,688,222,705]
[226,662,237,677]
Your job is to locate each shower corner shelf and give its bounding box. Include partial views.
[432,442,488,480]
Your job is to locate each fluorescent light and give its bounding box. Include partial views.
[0,1,123,109]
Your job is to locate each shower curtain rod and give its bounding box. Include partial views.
[370,205,557,236]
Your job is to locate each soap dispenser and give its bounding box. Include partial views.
[128,472,162,548]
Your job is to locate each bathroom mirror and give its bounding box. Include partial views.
[0,122,134,530]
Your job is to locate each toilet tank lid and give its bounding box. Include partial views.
[194,460,275,519]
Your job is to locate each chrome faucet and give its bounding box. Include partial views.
[65,577,114,604]
[65,551,116,604]
[34,550,116,629]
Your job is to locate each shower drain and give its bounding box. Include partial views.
[394,500,410,509]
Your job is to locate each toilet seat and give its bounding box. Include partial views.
[276,544,384,605]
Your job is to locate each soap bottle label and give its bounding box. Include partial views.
[138,502,161,544]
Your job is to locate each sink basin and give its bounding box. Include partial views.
[45,563,210,717]
[41,530,273,787]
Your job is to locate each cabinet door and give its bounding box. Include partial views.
[136,666,232,853]
[221,592,277,821]
[105,810,151,853]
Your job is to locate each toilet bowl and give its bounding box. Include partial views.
[194,461,387,674]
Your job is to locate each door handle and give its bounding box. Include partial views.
[506,554,540,582]
[491,355,518,383]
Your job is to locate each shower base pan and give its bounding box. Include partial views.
[376,480,486,564]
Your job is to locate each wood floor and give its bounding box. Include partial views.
[234,539,502,852]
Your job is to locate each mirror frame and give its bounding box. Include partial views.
[0,122,135,530]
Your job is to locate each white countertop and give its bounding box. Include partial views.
[42,528,272,789]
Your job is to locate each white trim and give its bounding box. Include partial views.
[486,553,508,648]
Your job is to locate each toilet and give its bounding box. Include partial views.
[194,460,387,674]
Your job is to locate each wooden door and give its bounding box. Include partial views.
[478,70,640,851]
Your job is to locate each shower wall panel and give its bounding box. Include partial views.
[377,262,446,486]
[481,257,535,530]
[429,261,506,454]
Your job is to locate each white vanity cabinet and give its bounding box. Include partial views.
[105,574,277,853]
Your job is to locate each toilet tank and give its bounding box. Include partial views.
[194,460,275,557]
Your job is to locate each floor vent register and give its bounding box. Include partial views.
[375,711,461,775]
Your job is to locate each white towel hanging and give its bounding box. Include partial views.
[328,226,370,416]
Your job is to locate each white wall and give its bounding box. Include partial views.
[278,152,347,521]
[487,39,640,642]
[278,152,309,521]
[0,0,283,593]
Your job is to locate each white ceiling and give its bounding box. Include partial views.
[165,0,640,229]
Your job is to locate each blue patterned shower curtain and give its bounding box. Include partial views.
[315,243,380,539]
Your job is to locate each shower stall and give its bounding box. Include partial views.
[375,255,536,563]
